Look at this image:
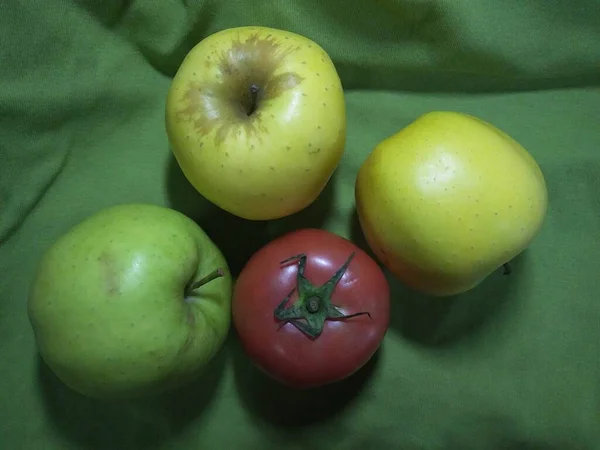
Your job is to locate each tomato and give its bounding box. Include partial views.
[232,228,390,388]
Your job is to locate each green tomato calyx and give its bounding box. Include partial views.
[274,252,371,339]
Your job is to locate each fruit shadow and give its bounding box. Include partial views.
[165,152,337,278]
[36,343,227,450]
[349,208,527,347]
[229,328,382,431]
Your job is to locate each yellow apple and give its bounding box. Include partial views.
[165,26,346,220]
[355,111,548,296]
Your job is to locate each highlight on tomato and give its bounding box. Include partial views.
[232,228,391,389]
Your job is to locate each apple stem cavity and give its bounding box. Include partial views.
[273,252,372,340]
[247,84,260,116]
[187,267,225,294]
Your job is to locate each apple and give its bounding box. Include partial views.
[355,111,548,296]
[27,203,232,399]
[165,26,346,221]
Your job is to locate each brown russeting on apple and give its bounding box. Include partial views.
[176,32,305,148]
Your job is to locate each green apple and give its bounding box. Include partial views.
[355,111,548,296]
[165,25,346,221]
[27,203,232,399]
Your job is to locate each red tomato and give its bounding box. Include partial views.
[232,228,390,389]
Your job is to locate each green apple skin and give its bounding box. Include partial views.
[27,203,232,400]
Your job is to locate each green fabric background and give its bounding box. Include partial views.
[1,1,599,448]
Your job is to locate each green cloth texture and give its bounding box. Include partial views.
[1,1,599,449]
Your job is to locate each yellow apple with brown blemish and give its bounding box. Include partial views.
[165,26,346,220]
[355,111,548,296]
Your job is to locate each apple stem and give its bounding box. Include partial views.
[187,268,225,293]
[247,84,260,116]
[502,263,511,276]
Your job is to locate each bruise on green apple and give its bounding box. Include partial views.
[176,32,305,148]
[97,250,121,296]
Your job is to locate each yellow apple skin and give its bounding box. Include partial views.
[355,111,548,296]
[165,26,346,220]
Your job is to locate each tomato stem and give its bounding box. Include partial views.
[187,267,225,294]
[307,297,320,313]
[274,252,372,339]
